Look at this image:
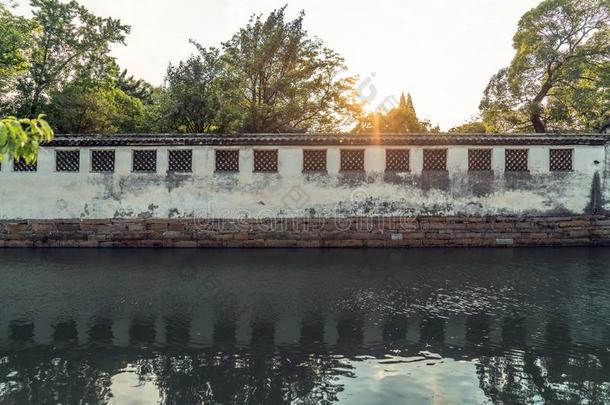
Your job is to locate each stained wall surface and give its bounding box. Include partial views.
[0,135,608,220]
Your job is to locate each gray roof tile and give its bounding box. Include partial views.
[45,133,610,147]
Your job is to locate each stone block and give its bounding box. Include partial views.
[111,232,145,241]
[174,241,198,248]
[6,240,34,247]
[126,223,145,231]
[147,223,168,231]
[296,240,322,248]
[265,240,298,248]
[242,240,266,248]
[168,222,187,231]
[78,241,99,248]
[386,239,422,247]
[162,231,188,240]
[364,240,387,248]
[117,240,142,248]
[323,240,364,248]
[592,220,610,227]
[197,240,226,248]
[6,223,29,232]
[140,240,163,248]
[559,220,590,228]
[567,230,590,238]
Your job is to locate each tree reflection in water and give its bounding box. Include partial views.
[0,248,609,404]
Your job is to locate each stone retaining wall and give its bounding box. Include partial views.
[2,216,609,248]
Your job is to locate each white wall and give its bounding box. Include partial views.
[0,144,607,219]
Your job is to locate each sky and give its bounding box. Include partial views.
[14,0,543,130]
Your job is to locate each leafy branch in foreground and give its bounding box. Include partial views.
[0,115,54,163]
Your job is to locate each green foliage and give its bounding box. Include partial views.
[48,84,145,134]
[116,69,154,104]
[548,60,610,131]
[0,115,53,162]
[157,6,360,133]
[111,87,146,133]
[448,121,487,133]
[162,45,230,133]
[353,93,436,133]
[219,6,360,133]
[480,0,610,133]
[0,3,437,135]
[0,1,150,134]
[0,2,35,109]
[14,0,130,117]
[136,87,174,133]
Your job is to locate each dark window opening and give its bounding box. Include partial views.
[303,149,327,172]
[91,150,115,173]
[386,149,410,172]
[56,150,80,172]
[132,150,157,173]
[340,149,365,172]
[423,149,447,171]
[168,149,193,173]
[253,150,278,173]
[215,150,239,172]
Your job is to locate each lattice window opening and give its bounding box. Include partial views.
[56,150,80,172]
[254,150,279,173]
[13,157,37,172]
[168,150,193,173]
[386,149,410,172]
[423,149,447,171]
[505,149,529,172]
[91,150,115,173]
[132,150,157,173]
[303,150,327,172]
[468,149,492,172]
[215,150,239,172]
[550,149,573,172]
[340,150,365,172]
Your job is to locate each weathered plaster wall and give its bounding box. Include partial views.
[0,144,607,220]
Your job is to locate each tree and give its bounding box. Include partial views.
[220,6,359,133]
[480,0,610,133]
[386,93,430,132]
[548,60,610,131]
[0,2,35,110]
[111,86,146,133]
[0,115,53,163]
[137,87,174,133]
[449,120,487,133]
[353,92,435,133]
[48,83,145,134]
[45,60,154,133]
[116,69,154,104]
[162,44,230,133]
[15,0,130,117]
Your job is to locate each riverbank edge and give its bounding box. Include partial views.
[1,215,610,248]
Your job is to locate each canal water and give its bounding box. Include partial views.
[0,248,609,404]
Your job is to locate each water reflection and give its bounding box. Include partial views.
[89,317,114,346]
[1,248,610,404]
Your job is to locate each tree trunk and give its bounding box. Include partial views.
[530,73,553,133]
[531,112,546,133]
[29,89,42,118]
